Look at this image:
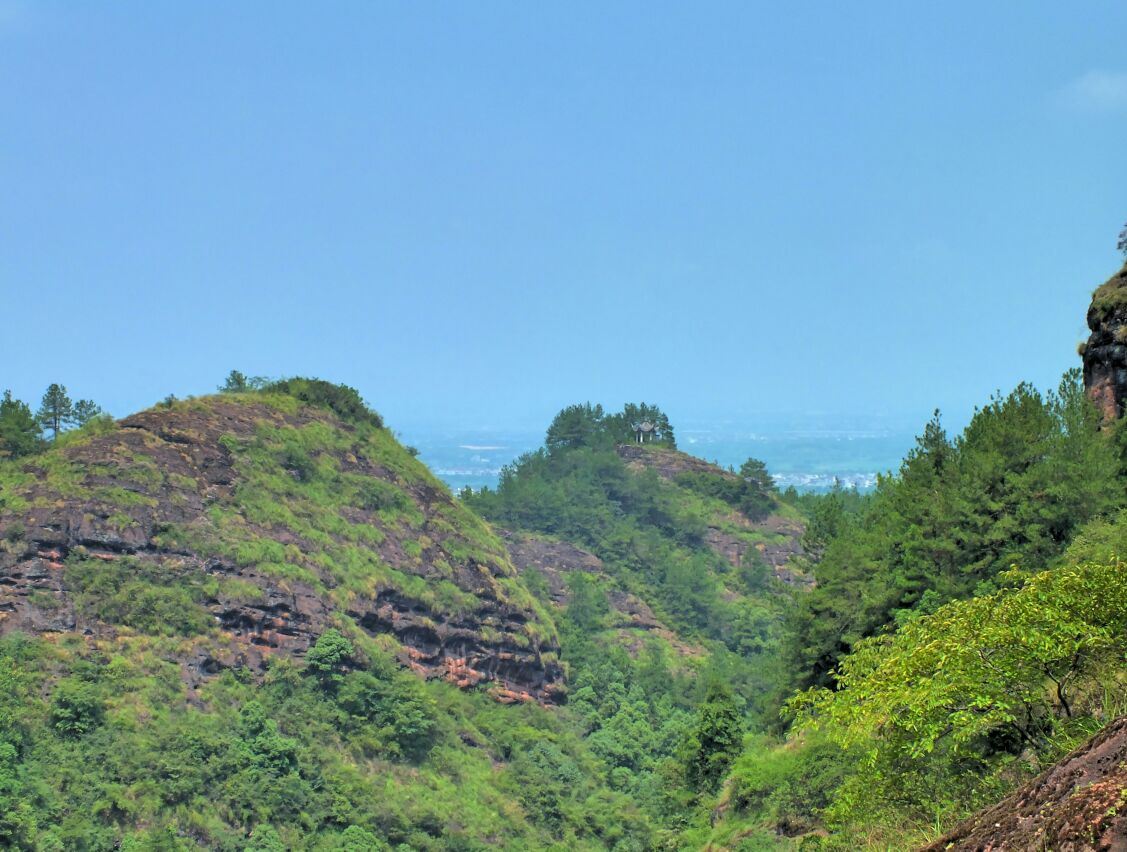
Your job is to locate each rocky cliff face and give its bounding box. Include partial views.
[0,395,563,702]
[1083,263,1127,420]
[922,715,1127,851]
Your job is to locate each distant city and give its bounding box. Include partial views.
[399,416,921,494]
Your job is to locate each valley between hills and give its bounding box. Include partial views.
[4,265,1127,849]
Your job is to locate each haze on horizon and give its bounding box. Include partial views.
[3,2,1126,436]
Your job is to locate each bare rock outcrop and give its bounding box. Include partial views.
[616,442,731,481]
[922,716,1127,851]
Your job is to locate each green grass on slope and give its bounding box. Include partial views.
[1089,261,1127,317]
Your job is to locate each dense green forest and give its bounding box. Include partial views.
[4,352,1127,848]
[463,369,1127,848]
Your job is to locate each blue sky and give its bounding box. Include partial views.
[2,2,1126,434]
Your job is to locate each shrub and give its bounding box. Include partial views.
[355,479,408,513]
[789,557,1127,823]
[50,678,105,738]
[684,682,745,792]
[245,825,287,852]
[262,378,383,428]
[305,629,355,690]
[508,741,582,832]
[64,557,211,636]
[727,735,849,831]
[277,443,318,482]
[336,825,389,851]
[336,669,437,760]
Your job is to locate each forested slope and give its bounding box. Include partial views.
[465,402,813,844]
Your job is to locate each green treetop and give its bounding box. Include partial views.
[0,390,43,458]
[220,369,269,393]
[36,384,72,440]
[34,384,103,439]
[684,681,744,792]
[542,401,676,453]
[220,369,250,392]
[545,403,608,453]
[71,398,103,427]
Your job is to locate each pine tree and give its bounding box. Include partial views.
[36,384,73,440]
[0,390,43,458]
[738,457,777,520]
[545,403,607,453]
[684,681,744,791]
[71,399,103,427]
[219,370,249,393]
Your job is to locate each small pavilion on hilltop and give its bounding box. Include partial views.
[633,421,656,444]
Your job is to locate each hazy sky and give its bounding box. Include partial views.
[3,2,1126,434]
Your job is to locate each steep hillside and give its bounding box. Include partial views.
[615,444,808,588]
[504,529,706,659]
[0,388,827,849]
[467,424,808,672]
[0,390,560,702]
[463,402,814,846]
[0,384,682,849]
[696,360,1124,849]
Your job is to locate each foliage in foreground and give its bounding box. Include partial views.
[790,556,1127,830]
[703,371,1127,849]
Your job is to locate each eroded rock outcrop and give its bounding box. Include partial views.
[1083,263,1127,421]
[0,397,562,702]
[922,715,1127,851]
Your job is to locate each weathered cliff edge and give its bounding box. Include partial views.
[1083,262,1127,420]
